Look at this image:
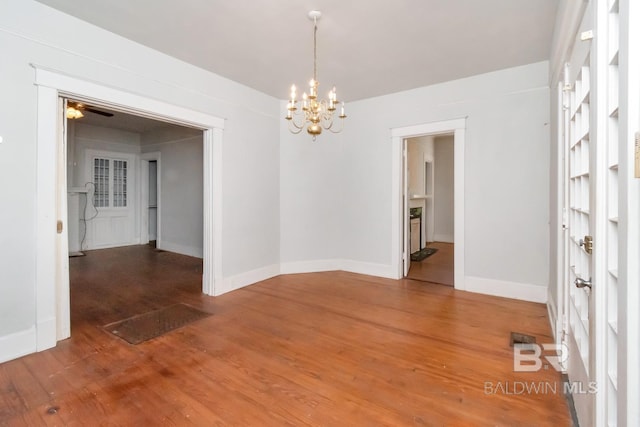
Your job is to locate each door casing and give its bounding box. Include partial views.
[391,118,466,288]
[34,67,224,351]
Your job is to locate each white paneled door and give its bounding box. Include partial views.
[565,32,597,425]
[563,1,621,425]
[84,150,137,250]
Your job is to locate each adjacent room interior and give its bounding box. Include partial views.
[64,99,206,330]
[405,134,455,286]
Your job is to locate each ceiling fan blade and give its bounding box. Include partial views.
[84,107,114,117]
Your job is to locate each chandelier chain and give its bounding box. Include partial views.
[313,17,318,82]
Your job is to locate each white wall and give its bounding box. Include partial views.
[280,61,551,298]
[433,135,455,242]
[279,104,345,271]
[142,129,204,258]
[0,0,280,362]
[71,123,142,190]
[347,61,550,292]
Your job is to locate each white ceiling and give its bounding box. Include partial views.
[67,100,190,134]
[36,0,558,102]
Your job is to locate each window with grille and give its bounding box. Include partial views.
[94,158,110,207]
[93,157,128,208]
[113,160,127,207]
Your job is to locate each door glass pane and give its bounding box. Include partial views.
[93,158,109,207]
[113,160,127,207]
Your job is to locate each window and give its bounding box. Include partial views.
[93,157,127,208]
[113,160,127,207]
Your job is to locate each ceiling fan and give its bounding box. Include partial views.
[66,101,114,119]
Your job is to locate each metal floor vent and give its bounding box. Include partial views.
[509,332,536,347]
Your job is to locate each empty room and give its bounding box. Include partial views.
[0,1,638,426]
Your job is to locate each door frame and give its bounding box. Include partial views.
[140,152,162,248]
[34,67,224,350]
[391,118,466,289]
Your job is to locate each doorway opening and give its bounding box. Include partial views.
[148,159,158,247]
[405,134,455,286]
[390,118,466,291]
[34,67,224,350]
[64,99,207,337]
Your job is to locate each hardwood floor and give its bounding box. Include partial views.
[0,245,570,425]
[407,242,454,286]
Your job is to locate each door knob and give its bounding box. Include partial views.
[575,277,592,289]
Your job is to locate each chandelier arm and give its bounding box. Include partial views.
[288,111,306,130]
[287,120,304,134]
[326,118,346,134]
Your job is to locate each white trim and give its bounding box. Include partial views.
[55,97,70,341]
[391,118,466,291]
[203,128,224,296]
[0,327,36,364]
[549,0,589,86]
[217,264,280,296]
[35,85,58,353]
[547,286,559,341]
[33,66,225,130]
[34,67,224,350]
[280,259,396,279]
[340,260,396,279]
[465,276,547,303]
[280,259,340,275]
[619,0,640,423]
[159,241,203,259]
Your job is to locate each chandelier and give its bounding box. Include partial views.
[285,10,346,141]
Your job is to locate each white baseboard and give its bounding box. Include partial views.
[464,276,547,303]
[280,259,341,274]
[216,264,280,296]
[213,262,547,307]
[280,259,395,279]
[433,233,454,243]
[547,294,558,341]
[158,241,203,259]
[0,326,36,364]
[339,259,396,279]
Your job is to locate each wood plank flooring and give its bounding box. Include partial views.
[0,245,570,426]
[407,242,454,286]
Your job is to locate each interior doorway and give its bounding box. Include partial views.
[148,160,158,246]
[405,134,454,286]
[64,98,206,333]
[34,67,224,350]
[390,118,466,291]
